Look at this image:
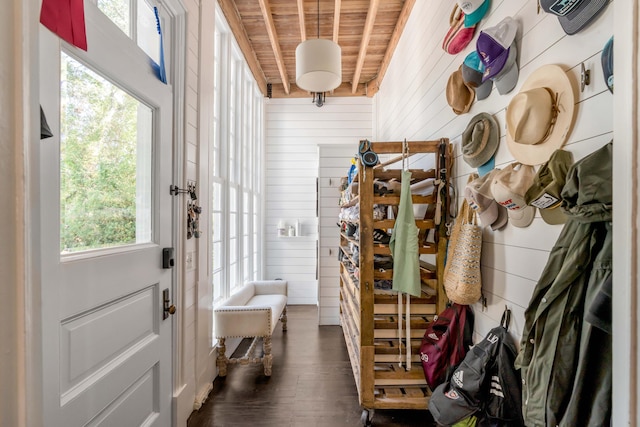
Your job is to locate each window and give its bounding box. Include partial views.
[59,53,153,253]
[211,6,264,306]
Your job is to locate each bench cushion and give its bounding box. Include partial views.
[214,280,287,339]
[246,294,287,334]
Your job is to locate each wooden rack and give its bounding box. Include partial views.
[338,139,450,425]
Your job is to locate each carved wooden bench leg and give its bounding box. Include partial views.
[281,306,287,332]
[263,336,273,376]
[216,338,228,377]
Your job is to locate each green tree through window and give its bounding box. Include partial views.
[60,53,151,253]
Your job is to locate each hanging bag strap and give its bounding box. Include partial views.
[501,307,511,331]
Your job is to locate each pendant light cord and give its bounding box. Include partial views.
[317,0,320,39]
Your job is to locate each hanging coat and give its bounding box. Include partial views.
[390,169,421,297]
[514,143,612,427]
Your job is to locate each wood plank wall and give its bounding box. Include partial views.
[375,0,613,342]
[264,98,373,305]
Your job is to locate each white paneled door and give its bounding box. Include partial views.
[39,5,174,426]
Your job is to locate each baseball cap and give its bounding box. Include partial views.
[457,0,491,27]
[525,149,574,225]
[462,51,493,100]
[476,16,518,82]
[465,169,508,230]
[492,42,519,95]
[477,156,495,177]
[490,163,536,228]
[443,5,478,55]
[540,0,610,35]
[601,36,613,93]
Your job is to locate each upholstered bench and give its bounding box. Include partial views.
[214,280,288,377]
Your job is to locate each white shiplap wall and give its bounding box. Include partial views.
[318,145,359,325]
[375,0,613,343]
[264,98,373,305]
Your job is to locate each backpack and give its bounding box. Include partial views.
[428,309,524,427]
[420,303,474,390]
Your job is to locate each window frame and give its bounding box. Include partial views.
[211,5,264,306]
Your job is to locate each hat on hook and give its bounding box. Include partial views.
[476,16,518,82]
[447,66,476,115]
[505,64,576,165]
[462,51,493,100]
[456,0,491,27]
[491,163,537,228]
[465,169,508,230]
[443,5,478,55]
[525,149,574,225]
[540,0,611,35]
[461,112,499,168]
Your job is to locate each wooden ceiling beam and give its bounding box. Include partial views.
[367,0,415,97]
[333,0,342,43]
[216,0,268,96]
[258,0,291,95]
[351,0,380,94]
[297,0,306,41]
[272,81,367,98]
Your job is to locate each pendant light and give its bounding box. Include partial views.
[295,0,342,105]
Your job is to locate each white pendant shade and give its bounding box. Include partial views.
[295,39,342,93]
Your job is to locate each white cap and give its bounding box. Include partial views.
[457,0,486,14]
[482,16,518,49]
[490,163,537,228]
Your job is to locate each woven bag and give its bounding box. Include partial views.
[444,197,482,305]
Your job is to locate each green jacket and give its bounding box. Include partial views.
[514,143,612,427]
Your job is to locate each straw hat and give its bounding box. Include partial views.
[506,64,576,165]
[447,67,475,115]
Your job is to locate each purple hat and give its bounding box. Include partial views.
[476,16,518,82]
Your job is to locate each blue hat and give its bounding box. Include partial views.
[477,156,495,177]
[462,51,493,100]
[601,36,613,93]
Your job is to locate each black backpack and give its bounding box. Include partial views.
[428,309,524,426]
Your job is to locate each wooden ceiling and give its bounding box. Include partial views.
[217,0,416,98]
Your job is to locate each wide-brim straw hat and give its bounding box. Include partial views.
[506,64,576,165]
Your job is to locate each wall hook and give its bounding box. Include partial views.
[170,181,197,200]
[580,62,591,93]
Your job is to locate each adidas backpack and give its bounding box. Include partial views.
[428,309,524,426]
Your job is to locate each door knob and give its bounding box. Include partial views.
[162,288,176,320]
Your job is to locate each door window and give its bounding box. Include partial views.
[60,52,153,254]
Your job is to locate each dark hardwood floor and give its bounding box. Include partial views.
[187,305,437,427]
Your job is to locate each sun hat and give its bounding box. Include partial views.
[490,163,536,228]
[457,0,491,27]
[602,36,613,93]
[447,67,475,115]
[443,5,478,55]
[525,149,574,225]
[505,64,576,165]
[461,112,499,168]
[476,16,518,82]
[462,51,493,100]
[492,42,519,95]
[540,0,610,35]
[465,169,508,230]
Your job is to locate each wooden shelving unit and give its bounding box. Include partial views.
[338,139,450,425]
